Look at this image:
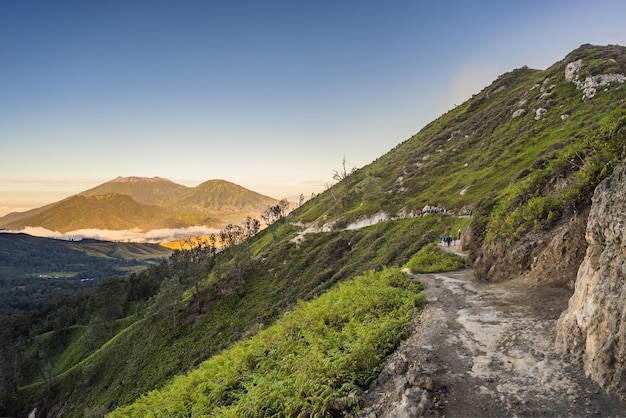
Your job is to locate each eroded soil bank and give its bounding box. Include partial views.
[357,267,626,417]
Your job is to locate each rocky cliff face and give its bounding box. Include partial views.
[470,210,588,288]
[556,161,626,399]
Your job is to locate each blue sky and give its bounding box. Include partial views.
[1,0,625,216]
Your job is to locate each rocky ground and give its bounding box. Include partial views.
[356,245,626,417]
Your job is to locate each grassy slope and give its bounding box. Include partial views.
[405,243,466,274]
[10,44,626,417]
[295,45,626,236]
[16,215,461,416]
[110,268,425,417]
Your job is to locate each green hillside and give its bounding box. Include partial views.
[166,179,280,220]
[3,214,463,417]
[296,44,626,228]
[110,268,424,417]
[1,44,625,417]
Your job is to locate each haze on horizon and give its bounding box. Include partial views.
[2,0,625,217]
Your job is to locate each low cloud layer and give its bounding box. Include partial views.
[8,226,221,244]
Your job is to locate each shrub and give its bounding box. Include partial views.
[404,243,465,273]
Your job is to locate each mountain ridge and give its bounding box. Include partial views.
[79,176,190,206]
[0,177,280,234]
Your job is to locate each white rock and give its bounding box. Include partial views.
[535,108,547,120]
[564,59,625,100]
[565,59,583,82]
[512,108,526,118]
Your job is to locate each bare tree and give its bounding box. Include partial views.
[332,155,356,202]
[221,223,249,248]
[243,216,261,239]
[278,198,290,218]
[261,206,275,227]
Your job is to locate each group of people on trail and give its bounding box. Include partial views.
[441,229,462,247]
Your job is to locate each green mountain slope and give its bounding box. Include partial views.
[2,44,625,417]
[297,44,626,228]
[110,268,424,417]
[8,215,462,417]
[167,179,279,220]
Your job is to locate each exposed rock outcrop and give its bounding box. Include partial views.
[565,58,626,100]
[556,161,626,399]
[471,211,588,288]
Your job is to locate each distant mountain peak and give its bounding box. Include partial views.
[110,176,171,183]
[0,175,279,233]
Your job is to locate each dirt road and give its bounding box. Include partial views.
[357,264,626,417]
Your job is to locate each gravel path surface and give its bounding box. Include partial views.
[357,263,626,417]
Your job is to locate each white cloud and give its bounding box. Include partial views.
[7,226,222,244]
[141,226,222,243]
[18,226,66,238]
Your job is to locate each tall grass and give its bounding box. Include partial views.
[404,243,465,273]
[109,268,425,417]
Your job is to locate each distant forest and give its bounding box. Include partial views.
[0,233,170,311]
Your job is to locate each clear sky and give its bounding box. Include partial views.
[1,0,625,216]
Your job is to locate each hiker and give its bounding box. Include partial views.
[458,229,461,240]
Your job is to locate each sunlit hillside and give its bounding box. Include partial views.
[0,178,279,234]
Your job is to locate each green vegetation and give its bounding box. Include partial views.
[405,243,465,274]
[293,46,626,246]
[484,105,626,243]
[111,268,425,417]
[1,215,460,417]
[2,44,626,417]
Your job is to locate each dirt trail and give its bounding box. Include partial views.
[357,246,626,417]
